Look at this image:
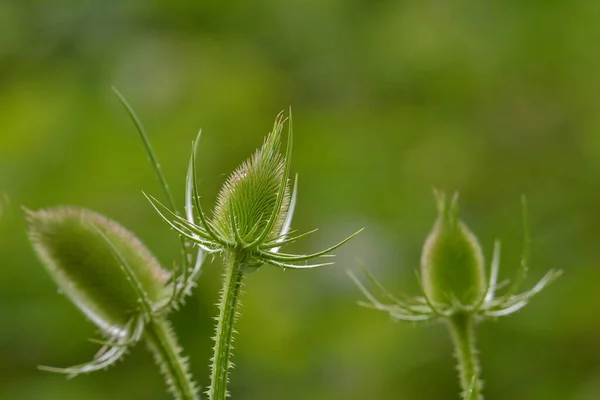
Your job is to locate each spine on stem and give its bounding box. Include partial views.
[207,251,245,400]
[448,313,483,400]
[145,318,199,400]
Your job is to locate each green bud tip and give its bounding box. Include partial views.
[421,192,486,307]
[211,112,291,246]
[26,207,171,336]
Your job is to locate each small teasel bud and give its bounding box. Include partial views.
[26,207,171,336]
[421,192,486,307]
[211,115,290,247]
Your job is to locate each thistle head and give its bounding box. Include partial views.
[27,207,171,336]
[211,114,291,247]
[421,192,486,307]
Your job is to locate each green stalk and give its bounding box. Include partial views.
[207,251,245,400]
[145,318,199,400]
[448,313,483,400]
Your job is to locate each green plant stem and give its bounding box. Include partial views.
[145,318,198,400]
[208,251,245,400]
[448,313,483,400]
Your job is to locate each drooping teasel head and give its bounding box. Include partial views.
[27,207,171,336]
[421,192,486,307]
[211,115,290,246]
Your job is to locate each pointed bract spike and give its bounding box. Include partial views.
[261,228,319,250]
[177,247,206,300]
[355,264,433,315]
[390,312,436,322]
[145,193,218,244]
[258,228,363,262]
[484,300,529,317]
[484,240,501,303]
[39,342,129,378]
[145,197,219,250]
[355,301,436,322]
[505,269,562,305]
[266,259,334,269]
[185,130,202,225]
[263,229,299,245]
[112,87,178,216]
[190,138,224,244]
[357,263,403,306]
[347,270,384,307]
[272,174,298,253]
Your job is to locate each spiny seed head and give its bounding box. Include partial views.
[421,192,486,307]
[211,114,290,246]
[26,207,171,336]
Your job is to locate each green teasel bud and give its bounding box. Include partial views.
[421,192,486,307]
[27,207,171,336]
[211,114,291,247]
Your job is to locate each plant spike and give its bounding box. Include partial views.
[145,111,360,399]
[190,133,224,245]
[349,192,560,399]
[112,87,178,214]
[27,208,199,399]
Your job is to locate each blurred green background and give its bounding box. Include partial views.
[1,1,599,399]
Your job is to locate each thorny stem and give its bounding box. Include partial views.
[208,251,245,400]
[144,318,199,400]
[448,313,483,400]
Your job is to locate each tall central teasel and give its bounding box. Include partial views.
[147,112,361,399]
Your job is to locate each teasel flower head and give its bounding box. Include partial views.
[349,191,562,322]
[421,192,486,308]
[147,111,362,273]
[26,207,174,376]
